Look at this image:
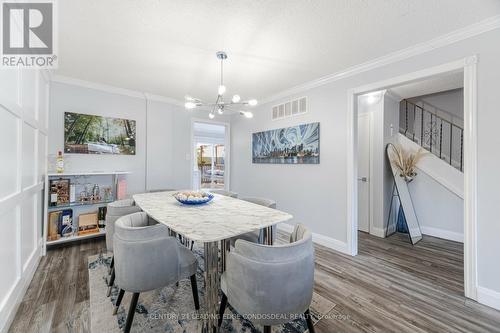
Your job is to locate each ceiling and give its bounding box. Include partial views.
[56,0,500,102]
[388,71,464,100]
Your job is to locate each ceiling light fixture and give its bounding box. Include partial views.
[184,51,257,119]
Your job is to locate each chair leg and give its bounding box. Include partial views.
[124,292,140,333]
[108,256,114,274]
[304,308,315,333]
[113,289,125,315]
[107,268,115,297]
[218,293,228,327]
[190,274,200,310]
[263,326,271,333]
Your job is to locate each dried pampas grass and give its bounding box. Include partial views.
[388,144,425,182]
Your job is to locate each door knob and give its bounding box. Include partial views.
[358,177,368,182]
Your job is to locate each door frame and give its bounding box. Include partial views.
[346,56,478,300]
[190,118,231,191]
[357,111,373,234]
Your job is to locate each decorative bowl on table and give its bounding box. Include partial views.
[173,191,214,205]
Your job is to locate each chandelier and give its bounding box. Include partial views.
[184,51,257,119]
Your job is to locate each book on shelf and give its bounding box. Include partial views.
[47,209,73,240]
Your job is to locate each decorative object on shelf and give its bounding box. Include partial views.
[184,51,257,119]
[388,144,425,183]
[98,206,107,228]
[47,211,61,241]
[70,184,76,202]
[64,112,136,155]
[102,186,113,201]
[56,151,64,173]
[252,122,320,164]
[78,212,100,236]
[173,191,214,205]
[92,184,101,202]
[79,185,90,203]
[117,179,127,200]
[49,178,70,206]
[59,209,74,237]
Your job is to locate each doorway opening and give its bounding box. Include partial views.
[349,57,477,300]
[191,120,230,190]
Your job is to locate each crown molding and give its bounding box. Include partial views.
[384,90,402,102]
[51,75,184,106]
[143,93,184,107]
[260,15,500,104]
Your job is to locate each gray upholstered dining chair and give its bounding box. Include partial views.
[230,197,277,245]
[105,199,142,297]
[210,189,238,198]
[113,212,200,333]
[219,224,315,333]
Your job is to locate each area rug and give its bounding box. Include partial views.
[88,245,335,332]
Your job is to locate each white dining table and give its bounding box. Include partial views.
[132,191,293,333]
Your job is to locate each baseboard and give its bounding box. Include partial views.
[477,286,500,311]
[369,226,386,238]
[0,244,42,333]
[277,223,350,255]
[420,226,463,243]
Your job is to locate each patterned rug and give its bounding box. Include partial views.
[88,246,335,332]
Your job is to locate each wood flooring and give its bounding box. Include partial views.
[8,232,500,333]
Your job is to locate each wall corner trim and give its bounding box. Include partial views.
[370,227,387,238]
[477,286,500,311]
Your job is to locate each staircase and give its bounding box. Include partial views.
[399,99,464,172]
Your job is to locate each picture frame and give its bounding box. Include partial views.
[252,122,320,164]
[49,178,70,206]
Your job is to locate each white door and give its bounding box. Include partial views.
[358,113,371,232]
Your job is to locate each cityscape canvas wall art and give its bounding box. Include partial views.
[64,112,136,155]
[252,122,320,164]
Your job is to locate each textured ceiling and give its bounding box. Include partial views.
[56,0,500,102]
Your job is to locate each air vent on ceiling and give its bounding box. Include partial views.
[272,97,307,120]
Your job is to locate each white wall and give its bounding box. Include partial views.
[409,88,464,126]
[48,82,226,194]
[409,169,464,242]
[230,28,500,304]
[0,69,49,332]
[49,82,147,194]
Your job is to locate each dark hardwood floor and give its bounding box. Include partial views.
[9,239,107,333]
[8,232,500,332]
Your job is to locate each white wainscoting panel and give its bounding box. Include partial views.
[21,123,37,189]
[20,194,36,271]
[20,70,37,123]
[0,110,19,199]
[0,67,48,333]
[0,209,19,309]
